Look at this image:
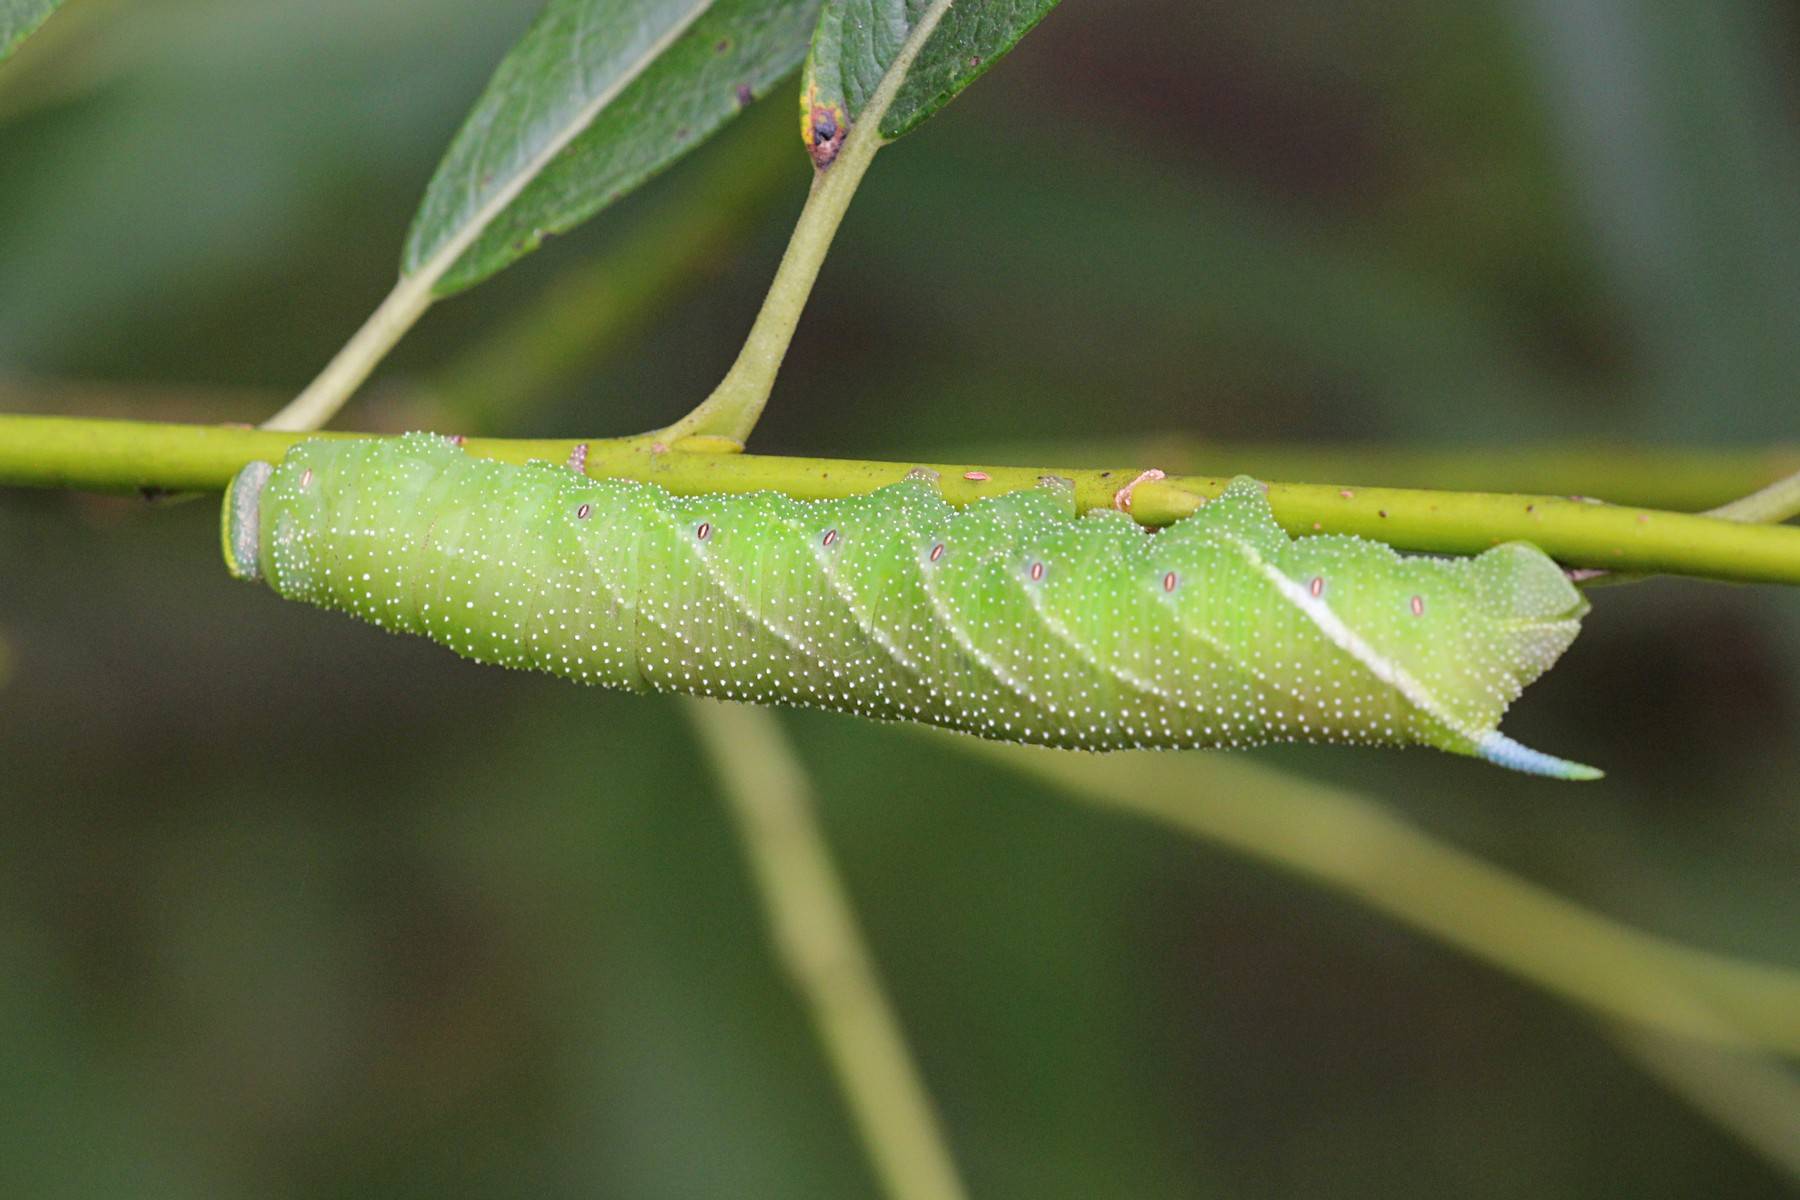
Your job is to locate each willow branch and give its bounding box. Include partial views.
[1604,1028,1800,1183]
[7,387,1797,513]
[6,415,1800,585]
[954,739,1800,1056]
[1569,465,1800,586]
[687,700,968,1200]
[986,436,1800,514]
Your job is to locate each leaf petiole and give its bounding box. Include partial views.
[657,0,958,445]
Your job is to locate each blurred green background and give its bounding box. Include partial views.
[3,0,1798,1195]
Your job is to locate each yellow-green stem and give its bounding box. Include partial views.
[261,272,436,432]
[261,7,712,433]
[6,385,1797,513]
[984,436,1800,514]
[957,739,1800,1056]
[425,99,801,431]
[5,415,1800,584]
[658,0,957,446]
[1568,465,1800,587]
[1604,1028,1800,1182]
[688,700,969,1200]
[653,129,877,446]
[1708,466,1800,524]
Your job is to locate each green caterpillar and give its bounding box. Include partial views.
[222,434,1599,779]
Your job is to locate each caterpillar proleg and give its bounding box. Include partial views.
[224,434,1599,779]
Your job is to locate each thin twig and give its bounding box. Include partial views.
[971,732,1800,1174]
[1572,465,1800,586]
[9,416,1800,585]
[1703,466,1800,524]
[261,6,714,433]
[1603,1027,1800,1184]
[658,0,959,446]
[260,274,436,432]
[687,699,969,1200]
[953,738,1800,1056]
[425,100,799,431]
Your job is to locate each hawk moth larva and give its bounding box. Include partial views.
[222,434,1599,779]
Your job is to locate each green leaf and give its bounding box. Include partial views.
[882,0,1061,138]
[403,0,821,299]
[0,0,63,65]
[802,0,1058,151]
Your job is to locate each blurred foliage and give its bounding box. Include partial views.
[2,0,1797,1196]
[0,1,65,64]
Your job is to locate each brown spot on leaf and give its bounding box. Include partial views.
[805,103,847,170]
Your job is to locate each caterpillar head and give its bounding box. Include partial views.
[221,460,274,583]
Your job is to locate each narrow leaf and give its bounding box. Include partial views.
[0,0,63,65]
[404,0,820,299]
[802,0,1058,155]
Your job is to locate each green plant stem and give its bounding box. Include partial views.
[985,436,1800,514]
[956,739,1800,1056]
[1603,1028,1800,1183]
[1707,466,1800,523]
[424,98,800,431]
[658,0,957,446]
[6,414,1800,584]
[651,122,876,446]
[8,383,1798,512]
[687,699,969,1200]
[1567,465,1800,587]
[263,9,712,434]
[260,272,437,432]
